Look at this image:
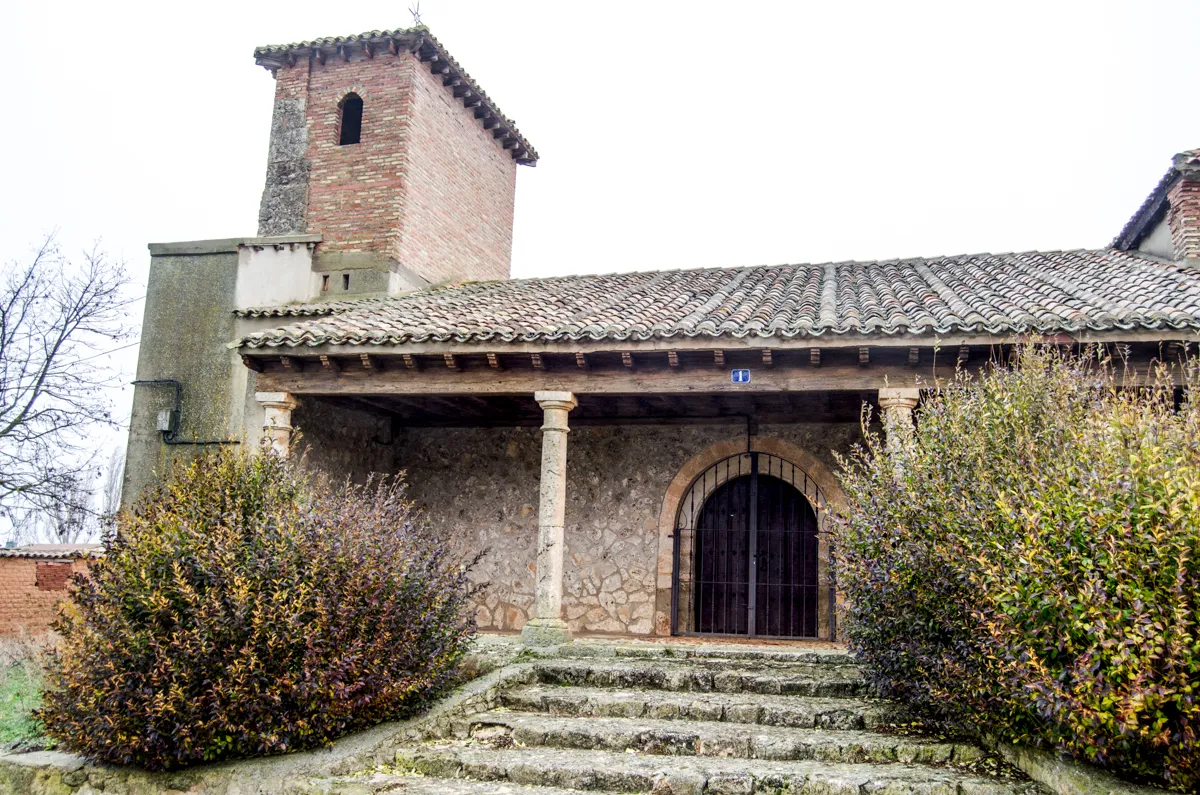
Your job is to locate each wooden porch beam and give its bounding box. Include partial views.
[254,362,949,396]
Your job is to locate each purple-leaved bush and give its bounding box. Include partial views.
[838,345,1199,792]
[40,448,478,771]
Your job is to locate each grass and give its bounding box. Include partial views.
[0,634,54,751]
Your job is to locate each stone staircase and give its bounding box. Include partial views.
[290,641,1047,795]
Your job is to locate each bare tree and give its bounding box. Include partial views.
[100,446,124,519]
[0,234,131,526]
[35,471,96,543]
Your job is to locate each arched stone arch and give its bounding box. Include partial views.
[653,435,847,637]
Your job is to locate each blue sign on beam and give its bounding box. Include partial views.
[731,369,751,384]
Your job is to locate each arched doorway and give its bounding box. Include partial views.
[673,452,825,639]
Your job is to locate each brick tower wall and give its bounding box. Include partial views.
[398,59,516,285]
[257,47,517,287]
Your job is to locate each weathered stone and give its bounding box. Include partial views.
[294,419,862,637]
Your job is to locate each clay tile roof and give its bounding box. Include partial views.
[236,249,1200,350]
[253,26,536,165]
[0,544,103,560]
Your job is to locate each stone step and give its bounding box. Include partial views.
[537,639,856,667]
[286,772,593,795]
[501,684,905,729]
[532,653,864,678]
[531,659,869,697]
[395,744,1045,795]
[466,711,983,765]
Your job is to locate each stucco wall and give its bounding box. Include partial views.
[123,244,242,506]
[293,412,862,637]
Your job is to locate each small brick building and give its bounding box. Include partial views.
[125,25,1200,647]
[0,546,99,636]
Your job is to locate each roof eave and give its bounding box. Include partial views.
[1111,168,1179,251]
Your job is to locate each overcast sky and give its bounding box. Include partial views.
[3,0,1199,484]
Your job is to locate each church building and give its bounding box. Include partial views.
[124,26,1200,646]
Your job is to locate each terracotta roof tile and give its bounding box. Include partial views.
[237,249,1200,349]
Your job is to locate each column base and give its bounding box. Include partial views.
[520,618,572,647]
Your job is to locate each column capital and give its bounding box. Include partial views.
[535,391,577,412]
[878,387,920,410]
[255,391,300,411]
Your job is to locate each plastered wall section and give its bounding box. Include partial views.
[0,559,90,636]
[292,403,861,637]
[123,245,242,507]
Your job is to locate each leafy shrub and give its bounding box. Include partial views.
[39,448,477,771]
[837,346,1200,791]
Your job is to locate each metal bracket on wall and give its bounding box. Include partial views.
[131,380,240,446]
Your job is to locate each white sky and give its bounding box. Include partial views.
[3,0,1199,481]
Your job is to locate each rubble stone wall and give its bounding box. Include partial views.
[293,409,861,636]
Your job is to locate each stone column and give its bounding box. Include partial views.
[521,390,578,647]
[255,392,299,456]
[877,388,921,472]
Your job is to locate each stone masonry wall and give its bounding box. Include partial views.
[257,60,311,236]
[295,412,861,637]
[0,558,90,636]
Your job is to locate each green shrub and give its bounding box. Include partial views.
[39,448,478,771]
[837,346,1200,791]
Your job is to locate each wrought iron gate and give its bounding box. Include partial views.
[671,452,835,640]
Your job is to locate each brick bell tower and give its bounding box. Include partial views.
[254,27,537,295]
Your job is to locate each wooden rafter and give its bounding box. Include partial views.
[810,349,821,367]
[320,355,340,373]
[908,347,920,367]
[621,352,634,369]
[667,351,680,368]
[241,355,264,373]
[575,352,589,370]
[360,353,375,371]
[487,352,503,370]
[443,353,459,371]
[531,353,545,370]
[713,350,725,368]
[858,347,869,367]
[402,354,418,370]
[762,349,773,367]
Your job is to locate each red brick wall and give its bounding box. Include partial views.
[397,57,516,284]
[277,48,516,283]
[1168,177,1200,264]
[303,53,413,258]
[0,558,89,636]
